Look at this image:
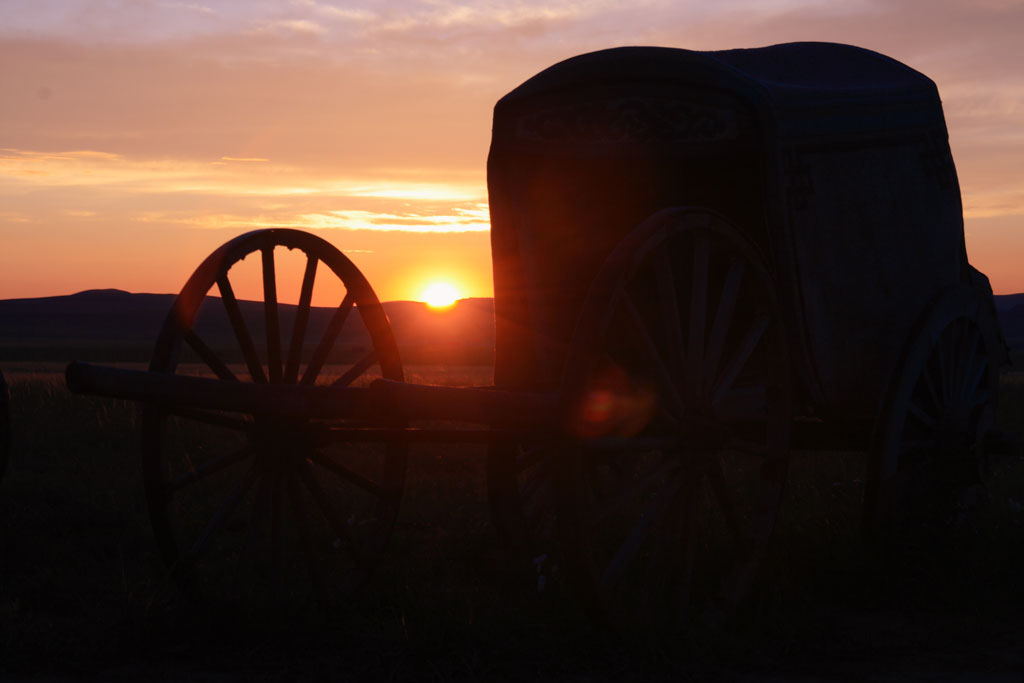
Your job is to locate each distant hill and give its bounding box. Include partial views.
[0,289,1021,365]
[994,293,1024,343]
[994,293,1024,314]
[0,289,495,365]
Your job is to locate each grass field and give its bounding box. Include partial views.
[1,365,1022,681]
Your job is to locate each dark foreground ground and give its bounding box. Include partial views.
[1,365,1022,681]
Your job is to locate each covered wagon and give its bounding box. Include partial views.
[64,42,1008,630]
[486,42,1007,627]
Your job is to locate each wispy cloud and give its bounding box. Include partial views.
[294,206,489,232]
[305,2,377,22]
[0,211,33,224]
[172,206,489,232]
[160,2,216,16]
[249,18,327,36]
[0,147,489,233]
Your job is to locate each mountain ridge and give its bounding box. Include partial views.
[0,289,496,364]
[1,289,1022,364]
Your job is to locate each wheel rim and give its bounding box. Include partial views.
[557,208,791,633]
[142,229,406,617]
[867,289,997,540]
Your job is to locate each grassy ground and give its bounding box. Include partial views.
[0,366,1022,681]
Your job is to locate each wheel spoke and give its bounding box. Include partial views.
[711,313,770,405]
[592,453,678,528]
[704,260,744,391]
[217,274,267,383]
[240,467,272,586]
[940,323,957,406]
[296,458,359,563]
[183,330,238,382]
[657,405,681,428]
[269,470,285,602]
[639,473,690,625]
[947,320,969,405]
[637,506,672,625]
[959,345,988,407]
[262,247,283,384]
[672,471,701,619]
[706,457,744,546]
[515,445,550,474]
[301,292,355,386]
[907,400,936,429]
[178,463,259,568]
[957,328,981,394]
[521,460,555,520]
[166,445,254,492]
[330,350,378,388]
[715,386,767,422]
[621,295,685,415]
[750,457,787,542]
[969,387,993,409]
[920,359,943,414]
[285,470,328,603]
[285,256,318,384]
[686,233,710,392]
[307,450,388,499]
[656,250,685,378]
[600,468,684,590]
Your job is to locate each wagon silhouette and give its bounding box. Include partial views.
[67,43,1008,627]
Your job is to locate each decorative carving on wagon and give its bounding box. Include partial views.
[517,98,739,144]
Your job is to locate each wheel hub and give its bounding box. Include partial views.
[676,415,730,452]
[250,417,319,471]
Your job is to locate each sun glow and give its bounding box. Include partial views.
[421,282,460,308]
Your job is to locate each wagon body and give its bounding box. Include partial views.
[488,42,971,419]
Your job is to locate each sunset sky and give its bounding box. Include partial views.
[1,0,1022,303]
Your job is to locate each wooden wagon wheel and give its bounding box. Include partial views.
[142,229,406,616]
[865,286,999,543]
[0,370,9,483]
[557,207,792,634]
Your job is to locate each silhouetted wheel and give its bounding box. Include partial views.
[142,229,405,617]
[0,370,9,483]
[557,207,792,635]
[866,286,1000,542]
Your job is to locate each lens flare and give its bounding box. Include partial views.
[570,364,657,438]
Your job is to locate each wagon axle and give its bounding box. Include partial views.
[66,360,737,449]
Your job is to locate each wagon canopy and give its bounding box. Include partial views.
[488,43,964,408]
[499,42,945,140]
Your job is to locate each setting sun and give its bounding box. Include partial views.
[421,282,460,308]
